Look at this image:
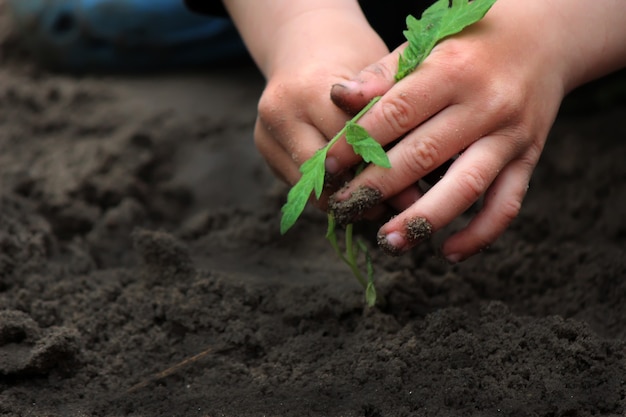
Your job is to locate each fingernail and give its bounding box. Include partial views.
[330,82,361,115]
[333,80,359,91]
[377,231,406,257]
[325,156,340,174]
[377,217,433,257]
[445,253,463,264]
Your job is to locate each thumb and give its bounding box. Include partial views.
[330,47,402,115]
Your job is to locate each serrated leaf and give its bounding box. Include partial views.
[306,151,329,199]
[280,174,314,234]
[396,0,497,80]
[280,149,327,234]
[345,122,391,168]
[280,97,382,236]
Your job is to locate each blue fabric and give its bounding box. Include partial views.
[7,0,246,72]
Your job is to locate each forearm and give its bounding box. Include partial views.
[489,0,626,93]
[222,0,368,78]
[557,0,626,90]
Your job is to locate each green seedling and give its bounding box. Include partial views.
[280,0,497,306]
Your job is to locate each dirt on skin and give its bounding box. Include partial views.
[329,185,383,226]
[1,14,626,417]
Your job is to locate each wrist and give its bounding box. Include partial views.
[265,10,384,79]
[222,0,369,78]
[485,0,626,96]
[520,0,626,93]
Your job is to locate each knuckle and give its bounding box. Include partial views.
[257,84,288,128]
[431,40,475,82]
[483,82,526,121]
[497,198,522,226]
[252,120,269,153]
[400,136,441,177]
[379,94,418,134]
[524,141,543,163]
[471,233,493,254]
[358,61,395,83]
[455,166,490,204]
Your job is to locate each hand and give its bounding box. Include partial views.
[325,0,582,262]
[250,6,390,206]
[225,0,626,261]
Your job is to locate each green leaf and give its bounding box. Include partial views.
[396,0,497,80]
[345,123,391,168]
[280,148,327,234]
[280,175,313,234]
[302,149,328,199]
[279,97,382,235]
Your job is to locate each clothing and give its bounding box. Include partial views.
[8,0,246,72]
[183,0,431,49]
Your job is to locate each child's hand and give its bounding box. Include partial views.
[236,4,389,204]
[325,0,626,262]
[225,0,626,262]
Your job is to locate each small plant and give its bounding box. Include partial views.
[280,0,497,306]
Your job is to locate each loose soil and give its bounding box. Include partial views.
[1,11,626,417]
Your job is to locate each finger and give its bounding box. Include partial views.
[375,133,525,256]
[386,184,424,212]
[255,99,350,174]
[256,111,356,211]
[330,44,404,115]
[359,184,424,222]
[328,103,493,224]
[256,79,352,165]
[441,156,535,262]
[326,57,461,173]
[253,120,301,185]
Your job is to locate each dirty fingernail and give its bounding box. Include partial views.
[330,82,361,115]
[377,217,433,257]
[329,186,382,226]
[377,231,406,257]
[445,253,463,264]
[332,81,358,91]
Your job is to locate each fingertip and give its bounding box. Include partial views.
[444,253,464,264]
[377,230,406,257]
[331,58,398,115]
[330,82,365,115]
[440,224,490,263]
[324,156,341,175]
[377,216,433,256]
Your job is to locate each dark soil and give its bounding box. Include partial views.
[1,12,626,417]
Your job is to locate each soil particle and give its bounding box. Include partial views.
[329,185,382,226]
[405,216,433,244]
[0,310,81,376]
[132,229,194,285]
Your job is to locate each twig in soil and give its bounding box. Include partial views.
[125,345,221,394]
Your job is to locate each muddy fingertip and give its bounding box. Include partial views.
[330,82,364,115]
[405,217,433,244]
[377,216,433,256]
[329,185,382,226]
